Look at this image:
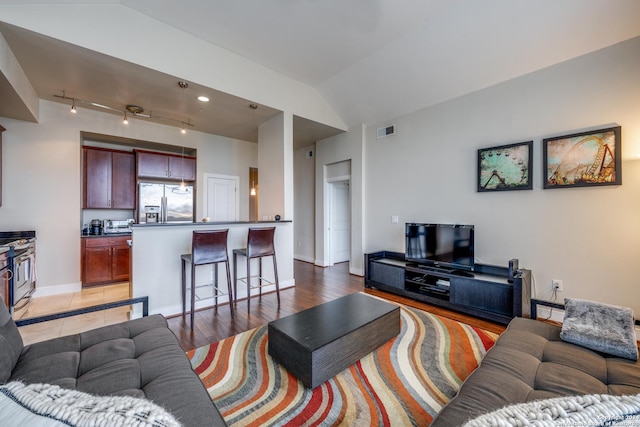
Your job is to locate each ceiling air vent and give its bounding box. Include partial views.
[377,124,395,139]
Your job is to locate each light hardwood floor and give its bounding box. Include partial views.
[16,282,131,345]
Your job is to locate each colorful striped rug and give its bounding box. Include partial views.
[187,302,499,426]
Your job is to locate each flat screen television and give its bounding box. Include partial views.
[405,223,474,271]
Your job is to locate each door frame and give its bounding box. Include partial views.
[202,173,240,221]
[325,174,351,266]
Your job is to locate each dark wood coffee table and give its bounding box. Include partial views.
[267,293,400,388]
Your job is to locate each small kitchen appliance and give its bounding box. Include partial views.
[90,219,103,235]
[144,206,160,223]
[104,219,134,234]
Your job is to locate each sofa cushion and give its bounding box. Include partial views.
[9,314,225,426]
[431,317,640,427]
[0,381,180,426]
[560,298,638,360]
[0,303,23,383]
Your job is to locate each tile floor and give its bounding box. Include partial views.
[15,282,131,345]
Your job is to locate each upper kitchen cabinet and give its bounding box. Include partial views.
[136,150,196,181]
[83,147,135,209]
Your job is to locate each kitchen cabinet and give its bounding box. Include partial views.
[82,236,130,286]
[83,147,135,209]
[136,150,196,181]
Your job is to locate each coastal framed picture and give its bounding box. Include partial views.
[543,126,621,189]
[477,141,533,192]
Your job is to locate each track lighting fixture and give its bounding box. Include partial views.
[53,92,195,131]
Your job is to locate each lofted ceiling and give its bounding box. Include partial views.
[1,0,640,148]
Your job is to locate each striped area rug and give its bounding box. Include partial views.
[187,303,498,426]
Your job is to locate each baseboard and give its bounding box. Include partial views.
[294,254,315,264]
[33,282,82,297]
[349,266,364,276]
[535,306,564,323]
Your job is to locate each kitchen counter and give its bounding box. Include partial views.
[131,220,291,228]
[81,233,132,238]
[130,221,294,316]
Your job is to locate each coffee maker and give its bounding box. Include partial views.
[144,206,160,223]
[90,219,103,235]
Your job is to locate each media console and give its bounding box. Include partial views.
[364,251,531,325]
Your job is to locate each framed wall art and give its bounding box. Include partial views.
[477,141,533,192]
[543,126,621,189]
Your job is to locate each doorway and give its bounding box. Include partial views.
[328,179,351,264]
[203,174,239,221]
[249,167,258,221]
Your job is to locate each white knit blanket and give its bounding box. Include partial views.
[463,393,640,427]
[0,382,182,427]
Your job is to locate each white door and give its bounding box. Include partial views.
[204,174,238,221]
[330,180,351,264]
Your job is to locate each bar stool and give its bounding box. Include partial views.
[181,229,234,330]
[233,227,280,311]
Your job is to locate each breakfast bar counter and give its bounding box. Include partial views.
[130,221,293,316]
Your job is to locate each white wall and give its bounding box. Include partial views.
[0,100,257,292]
[364,37,640,312]
[315,124,365,275]
[293,144,315,262]
[258,112,295,221]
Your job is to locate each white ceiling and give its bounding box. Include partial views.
[1,0,640,146]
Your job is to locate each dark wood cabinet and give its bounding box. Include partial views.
[82,236,130,286]
[136,150,196,181]
[83,147,135,209]
[365,251,531,325]
[111,152,136,209]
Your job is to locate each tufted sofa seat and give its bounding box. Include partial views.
[431,317,640,426]
[1,302,226,426]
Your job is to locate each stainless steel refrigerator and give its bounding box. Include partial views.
[138,182,194,223]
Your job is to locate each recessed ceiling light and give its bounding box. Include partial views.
[197,96,210,102]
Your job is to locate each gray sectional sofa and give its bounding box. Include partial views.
[0,300,226,426]
[432,312,640,426]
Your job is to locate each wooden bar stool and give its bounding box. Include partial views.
[181,229,234,330]
[233,227,280,311]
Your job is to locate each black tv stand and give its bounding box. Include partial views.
[450,269,474,278]
[365,251,531,325]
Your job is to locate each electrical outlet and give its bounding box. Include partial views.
[551,279,563,292]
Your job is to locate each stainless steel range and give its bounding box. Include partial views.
[0,231,36,315]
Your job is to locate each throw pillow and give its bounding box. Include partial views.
[0,381,182,427]
[560,298,638,360]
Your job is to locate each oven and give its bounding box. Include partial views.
[0,231,36,315]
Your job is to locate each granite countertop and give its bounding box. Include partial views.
[81,233,132,238]
[131,220,292,228]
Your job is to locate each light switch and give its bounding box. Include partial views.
[391,215,399,224]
